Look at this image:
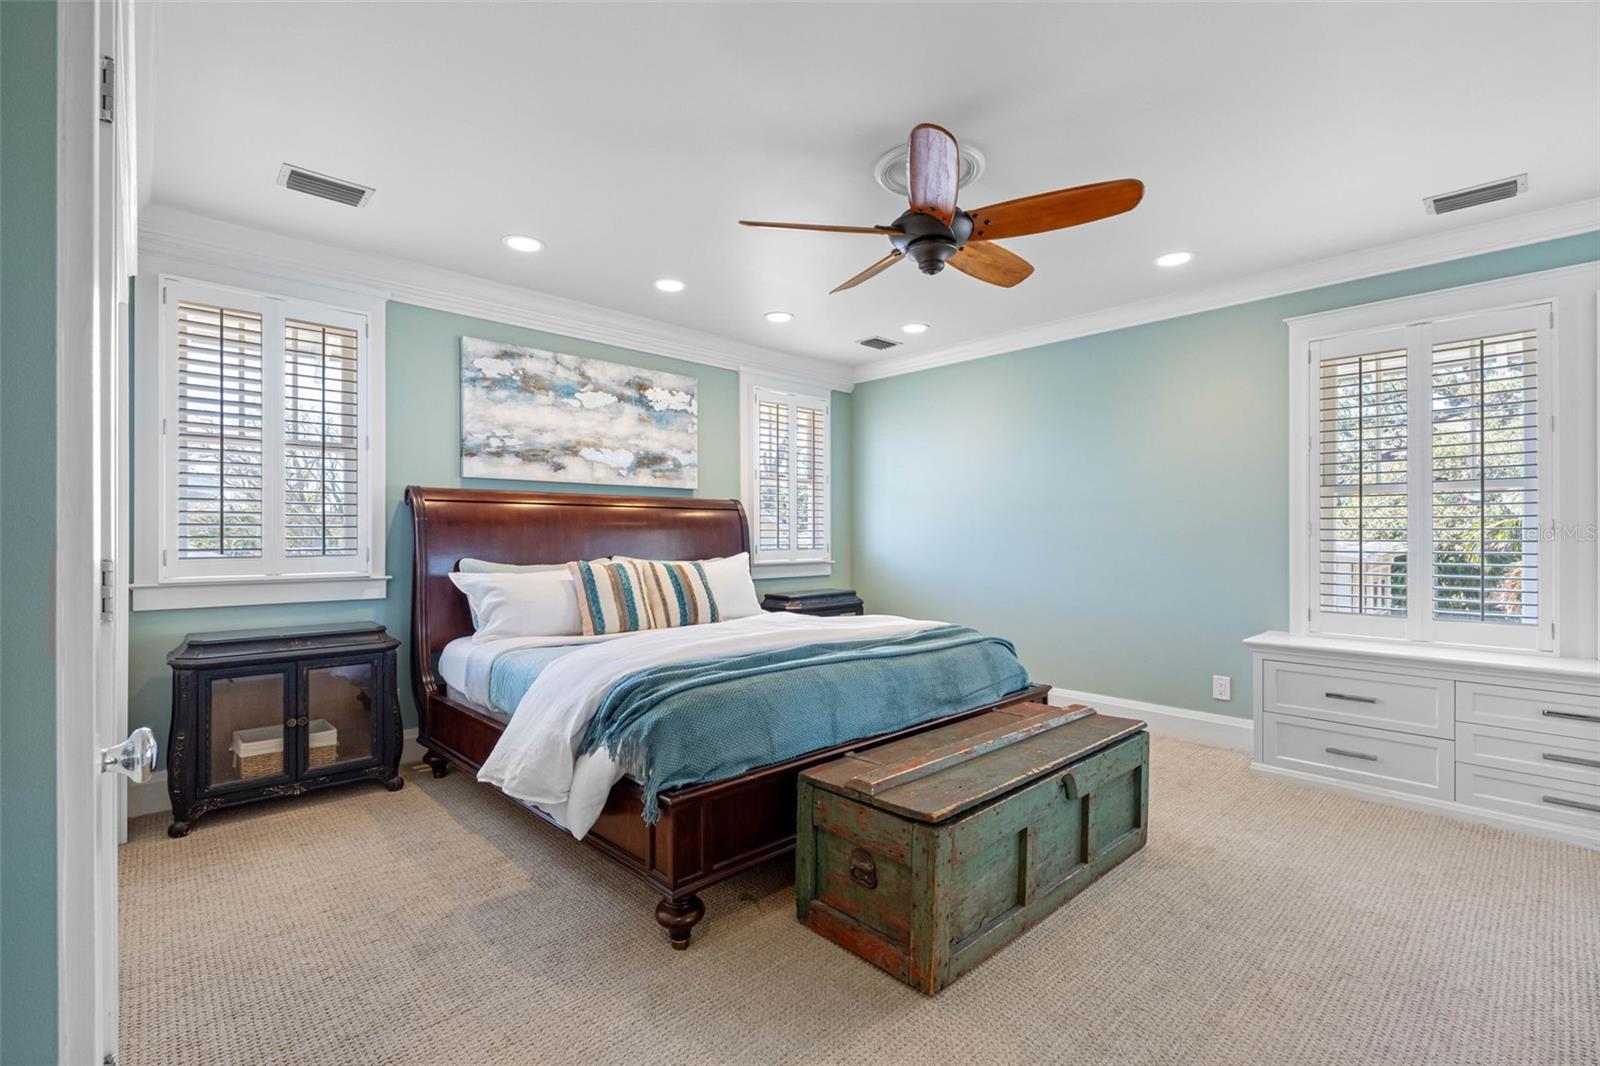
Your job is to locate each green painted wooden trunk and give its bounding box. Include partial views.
[796,703,1149,994]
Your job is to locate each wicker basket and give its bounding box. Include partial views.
[232,719,338,780]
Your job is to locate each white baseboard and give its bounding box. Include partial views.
[1252,762,1600,851]
[1048,686,1253,752]
[126,728,426,824]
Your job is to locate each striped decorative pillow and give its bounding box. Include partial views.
[629,559,721,629]
[567,558,655,636]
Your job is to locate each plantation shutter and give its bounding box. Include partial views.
[161,276,370,585]
[794,401,827,552]
[755,396,790,552]
[284,319,361,558]
[751,385,830,563]
[1305,303,1550,650]
[174,300,265,560]
[1430,323,1540,628]
[1316,342,1409,620]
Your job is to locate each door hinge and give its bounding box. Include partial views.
[100,559,116,620]
[99,56,115,123]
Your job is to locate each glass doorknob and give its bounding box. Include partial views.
[100,726,158,783]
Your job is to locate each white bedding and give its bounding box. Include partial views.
[473,612,942,839]
[438,630,635,709]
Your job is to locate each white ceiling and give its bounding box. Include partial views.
[141,2,1600,375]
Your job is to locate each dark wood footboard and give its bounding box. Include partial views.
[418,682,1053,946]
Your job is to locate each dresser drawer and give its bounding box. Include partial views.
[1455,763,1600,836]
[1261,712,1454,799]
[1263,660,1453,738]
[1456,682,1600,742]
[1456,722,1600,787]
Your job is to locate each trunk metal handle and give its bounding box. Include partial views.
[1325,746,1378,762]
[1542,709,1600,724]
[1542,795,1600,815]
[848,848,878,890]
[1542,752,1600,770]
[1325,692,1379,704]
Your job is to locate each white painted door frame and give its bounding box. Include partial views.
[56,1,136,1063]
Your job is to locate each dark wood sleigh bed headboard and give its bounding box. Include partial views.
[404,486,750,710]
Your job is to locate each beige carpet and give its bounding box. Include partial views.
[121,736,1599,1066]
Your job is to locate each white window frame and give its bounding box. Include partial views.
[1287,262,1600,657]
[132,254,388,609]
[739,370,833,579]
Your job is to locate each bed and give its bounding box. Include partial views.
[405,485,1049,947]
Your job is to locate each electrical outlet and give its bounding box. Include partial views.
[1211,675,1232,701]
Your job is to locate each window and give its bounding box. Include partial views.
[1292,277,1571,653]
[741,374,832,577]
[134,267,386,609]
[1317,341,1409,622]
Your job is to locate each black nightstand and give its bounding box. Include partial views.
[165,622,403,837]
[760,588,865,617]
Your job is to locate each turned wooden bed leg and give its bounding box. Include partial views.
[423,752,450,778]
[655,894,705,950]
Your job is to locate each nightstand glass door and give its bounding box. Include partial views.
[301,659,379,773]
[204,669,292,790]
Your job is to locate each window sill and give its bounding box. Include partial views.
[1244,631,1599,686]
[751,558,834,580]
[131,575,390,612]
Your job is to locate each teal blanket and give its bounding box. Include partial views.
[576,625,1030,821]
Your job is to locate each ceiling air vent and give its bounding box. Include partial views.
[857,336,902,351]
[1424,174,1526,216]
[276,164,375,208]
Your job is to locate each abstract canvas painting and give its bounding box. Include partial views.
[460,337,698,488]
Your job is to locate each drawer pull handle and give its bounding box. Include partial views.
[1324,746,1378,762]
[848,848,878,890]
[1542,795,1600,815]
[1542,709,1600,724]
[1325,692,1379,705]
[1542,753,1600,770]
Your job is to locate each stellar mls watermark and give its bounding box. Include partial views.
[1523,524,1598,543]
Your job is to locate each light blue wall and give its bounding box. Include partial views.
[0,2,60,1062]
[128,302,854,748]
[852,231,1600,717]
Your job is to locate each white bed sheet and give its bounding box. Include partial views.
[437,631,634,709]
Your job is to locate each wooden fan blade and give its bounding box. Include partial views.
[948,241,1034,288]
[907,123,959,224]
[740,220,901,235]
[967,179,1145,241]
[830,250,905,294]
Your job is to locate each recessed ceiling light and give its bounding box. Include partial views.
[1155,251,1194,268]
[654,278,686,293]
[763,311,794,324]
[901,322,930,335]
[502,235,544,253]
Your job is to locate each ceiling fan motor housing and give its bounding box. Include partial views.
[890,210,974,275]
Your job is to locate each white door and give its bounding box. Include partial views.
[58,2,141,1063]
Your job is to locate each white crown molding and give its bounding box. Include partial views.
[138,204,858,391]
[854,197,1600,384]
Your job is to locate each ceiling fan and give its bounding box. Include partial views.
[740,123,1144,293]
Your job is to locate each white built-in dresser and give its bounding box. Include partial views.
[1246,632,1600,849]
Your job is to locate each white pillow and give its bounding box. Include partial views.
[458,558,569,574]
[700,552,762,619]
[449,569,583,641]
